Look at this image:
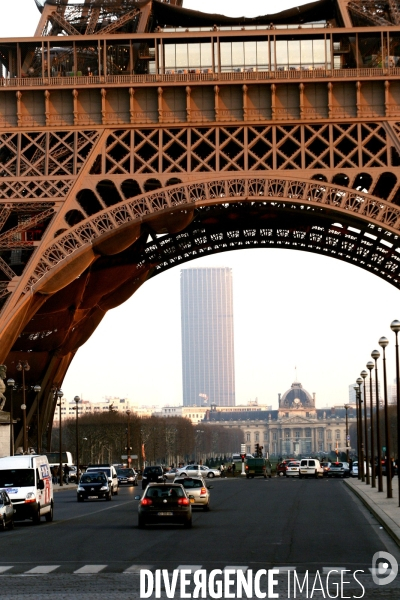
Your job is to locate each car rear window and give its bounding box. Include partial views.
[144,467,162,474]
[145,486,185,498]
[176,479,203,488]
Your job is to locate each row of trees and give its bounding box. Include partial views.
[50,412,244,468]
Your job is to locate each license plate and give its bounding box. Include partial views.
[88,496,98,499]
[158,511,173,516]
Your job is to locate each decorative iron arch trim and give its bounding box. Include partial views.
[20,174,400,296]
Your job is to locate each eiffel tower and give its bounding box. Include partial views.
[1,0,400,451]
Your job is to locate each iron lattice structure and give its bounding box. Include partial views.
[2,0,400,449]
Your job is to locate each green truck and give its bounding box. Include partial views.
[245,457,272,479]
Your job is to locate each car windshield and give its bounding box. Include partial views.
[80,473,106,484]
[332,463,343,467]
[0,469,35,487]
[175,479,203,488]
[117,469,134,476]
[145,486,185,498]
[144,467,161,474]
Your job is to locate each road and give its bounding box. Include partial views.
[1,476,400,599]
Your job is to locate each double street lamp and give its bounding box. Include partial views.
[355,377,364,482]
[390,320,400,507]
[16,360,30,454]
[344,404,350,462]
[360,370,370,485]
[74,396,80,480]
[7,378,15,456]
[372,349,383,492]
[366,360,376,488]
[126,409,132,466]
[379,336,392,499]
[56,389,63,486]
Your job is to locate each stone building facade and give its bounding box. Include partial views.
[204,381,356,457]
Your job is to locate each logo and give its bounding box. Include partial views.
[371,551,398,586]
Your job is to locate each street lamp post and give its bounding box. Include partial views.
[34,385,41,454]
[7,378,15,456]
[361,370,370,485]
[366,361,376,488]
[56,389,63,486]
[344,404,350,462]
[16,361,30,453]
[390,319,400,507]
[356,377,365,482]
[379,336,392,498]
[74,396,80,481]
[126,409,131,466]
[372,349,383,492]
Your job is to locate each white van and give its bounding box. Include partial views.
[299,458,324,478]
[0,455,54,524]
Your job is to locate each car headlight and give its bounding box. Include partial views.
[143,476,147,479]
[100,486,108,491]
[25,492,36,503]
[77,486,85,492]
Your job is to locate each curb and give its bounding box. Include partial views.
[53,485,77,493]
[344,480,400,547]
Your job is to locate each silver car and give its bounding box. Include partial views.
[0,490,14,530]
[174,476,212,510]
[176,465,221,479]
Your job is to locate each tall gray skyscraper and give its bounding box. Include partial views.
[181,267,235,407]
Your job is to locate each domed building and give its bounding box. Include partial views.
[204,380,356,458]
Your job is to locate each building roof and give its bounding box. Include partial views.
[280,382,314,409]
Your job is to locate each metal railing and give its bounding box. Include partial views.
[2,67,400,89]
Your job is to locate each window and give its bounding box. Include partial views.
[305,428,311,437]
[318,430,323,440]
[273,432,277,441]
[336,430,341,440]
[246,433,251,442]
[327,430,332,440]
[246,445,251,454]
[295,431,300,439]
[255,432,259,442]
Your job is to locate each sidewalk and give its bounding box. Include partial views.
[345,476,400,546]
[52,482,77,492]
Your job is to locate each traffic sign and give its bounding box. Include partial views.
[240,443,246,454]
[121,455,138,459]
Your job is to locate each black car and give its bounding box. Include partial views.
[141,465,165,490]
[135,483,193,528]
[117,468,138,486]
[77,472,111,502]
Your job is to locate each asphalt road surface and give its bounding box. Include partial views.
[1,476,400,599]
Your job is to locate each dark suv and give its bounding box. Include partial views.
[141,465,165,490]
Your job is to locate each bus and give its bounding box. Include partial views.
[44,452,74,468]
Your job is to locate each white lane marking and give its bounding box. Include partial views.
[123,565,154,574]
[74,565,107,574]
[223,566,248,572]
[323,567,347,574]
[25,566,60,574]
[0,567,12,574]
[176,565,203,571]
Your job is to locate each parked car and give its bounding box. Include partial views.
[141,465,165,490]
[116,468,138,486]
[0,490,14,530]
[285,461,301,477]
[77,472,112,502]
[321,462,331,477]
[276,459,296,477]
[86,464,119,495]
[328,462,350,478]
[174,476,212,510]
[135,483,193,528]
[68,466,78,483]
[299,458,324,478]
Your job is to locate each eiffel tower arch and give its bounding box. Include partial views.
[2,0,400,450]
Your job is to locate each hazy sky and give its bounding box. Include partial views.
[2,1,400,410]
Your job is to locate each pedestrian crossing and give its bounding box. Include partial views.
[0,564,376,576]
